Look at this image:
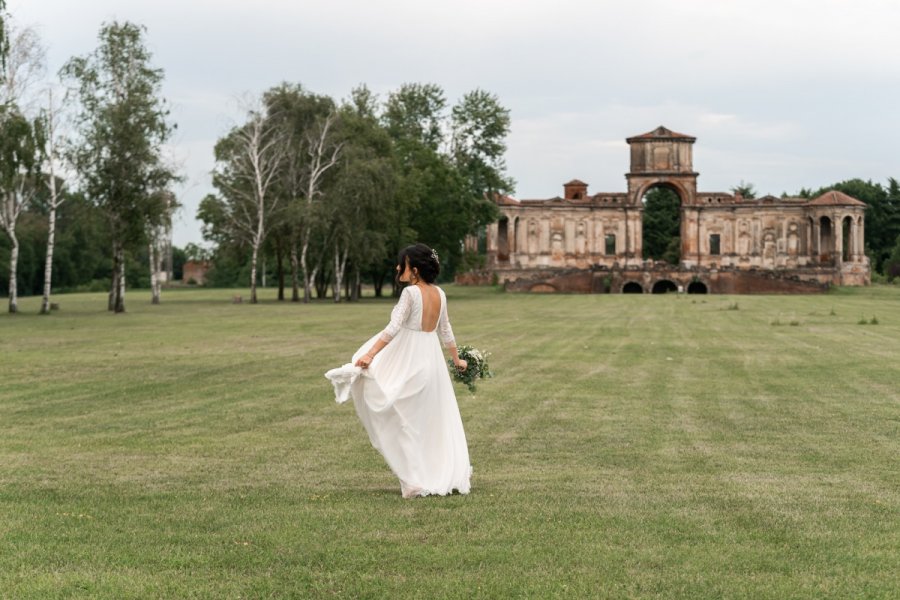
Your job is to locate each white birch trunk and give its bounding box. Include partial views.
[117,247,126,313]
[250,196,265,303]
[300,225,312,303]
[333,242,342,303]
[7,231,18,313]
[250,240,260,304]
[333,241,349,303]
[149,239,160,304]
[40,204,57,314]
[108,241,126,313]
[41,89,66,315]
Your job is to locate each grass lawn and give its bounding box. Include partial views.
[1,285,898,599]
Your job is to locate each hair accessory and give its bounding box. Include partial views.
[431,248,439,263]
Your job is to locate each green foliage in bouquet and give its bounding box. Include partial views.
[448,345,493,393]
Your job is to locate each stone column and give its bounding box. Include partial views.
[813,219,820,260]
[835,214,843,267]
[857,216,865,261]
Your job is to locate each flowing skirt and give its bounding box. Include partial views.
[326,328,471,497]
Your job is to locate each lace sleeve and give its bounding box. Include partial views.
[378,287,413,343]
[437,288,456,348]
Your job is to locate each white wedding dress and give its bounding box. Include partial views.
[325,285,472,498]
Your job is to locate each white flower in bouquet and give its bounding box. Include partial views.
[448,345,493,393]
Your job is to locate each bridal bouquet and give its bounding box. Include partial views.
[448,345,493,393]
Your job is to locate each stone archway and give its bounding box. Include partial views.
[641,184,682,264]
[687,281,708,294]
[622,281,644,293]
[625,127,699,266]
[651,279,678,294]
[819,216,833,263]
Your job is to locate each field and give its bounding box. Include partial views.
[1,285,898,599]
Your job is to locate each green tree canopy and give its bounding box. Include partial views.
[62,21,176,311]
[642,186,681,264]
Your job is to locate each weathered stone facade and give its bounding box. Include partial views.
[474,126,869,293]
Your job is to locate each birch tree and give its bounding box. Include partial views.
[297,112,342,303]
[0,110,41,313]
[147,190,175,304]
[39,88,66,314]
[62,21,176,313]
[0,17,44,313]
[263,85,340,302]
[210,104,285,303]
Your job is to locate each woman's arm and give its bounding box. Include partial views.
[438,289,467,370]
[356,287,412,368]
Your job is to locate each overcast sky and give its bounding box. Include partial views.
[11,0,900,247]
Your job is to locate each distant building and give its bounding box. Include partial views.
[471,126,869,293]
[183,260,211,285]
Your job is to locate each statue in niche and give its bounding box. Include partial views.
[528,219,538,255]
[787,222,799,256]
[737,220,751,256]
[763,231,776,266]
[551,231,564,260]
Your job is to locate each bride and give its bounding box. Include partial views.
[326,243,472,498]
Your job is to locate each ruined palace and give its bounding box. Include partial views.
[472,126,870,293]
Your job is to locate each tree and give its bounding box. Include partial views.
[38,88,66,314]
[885,233,900,282]
[62,21,176,312]
[730,180,757,200]
[147,190,176,304]
[642,187,681,264]
[209,101,286,303]
[383,84,508,280]
[327,95,397,301]
[0,17,45,313]
[0,108,41,312]
[295,111,343,302]
[262,84,338,302]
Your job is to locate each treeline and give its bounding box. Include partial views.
[0,9,178,313]
[198,82,511,302]
[0,2,513,311]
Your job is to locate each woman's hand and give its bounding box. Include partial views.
[355,354,373,369]
[454,359,468,372]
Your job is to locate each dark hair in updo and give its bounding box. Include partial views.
[397,243,440,284]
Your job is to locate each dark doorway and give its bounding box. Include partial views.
[687,281,708,294]
[622,281,644,294]
[842,216,852,261]
[651,279,678,294]
[819,216,833,263]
